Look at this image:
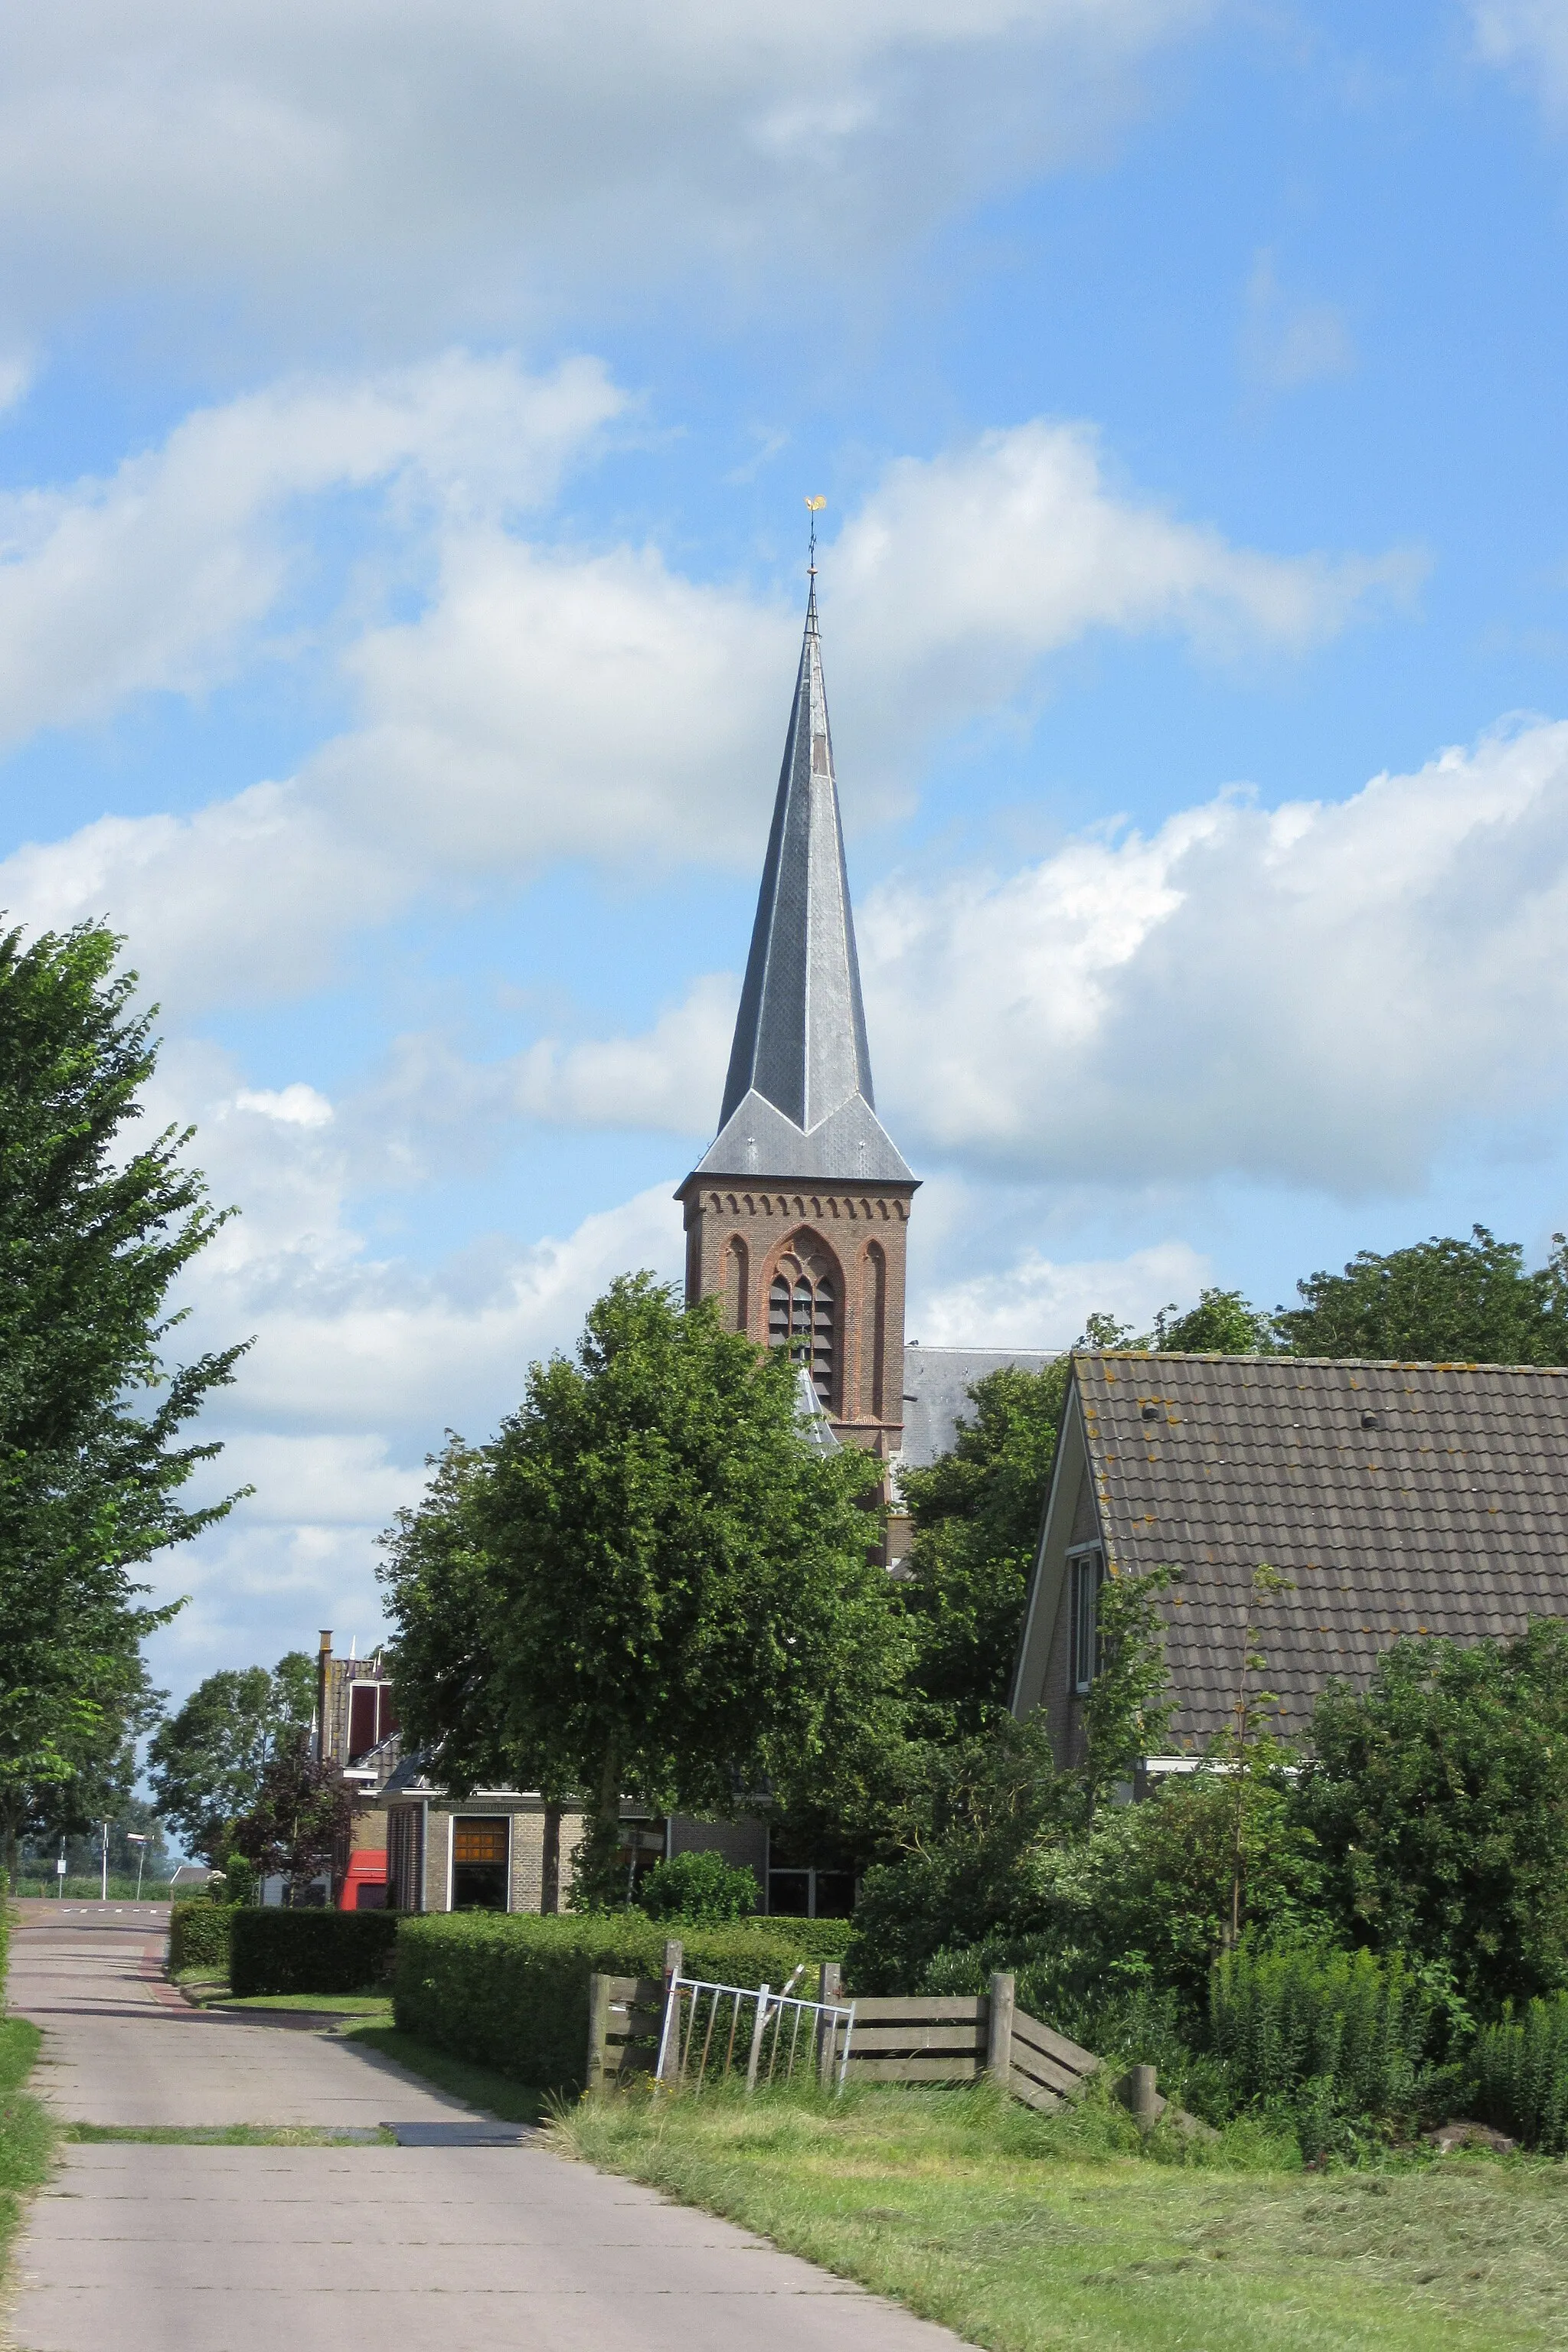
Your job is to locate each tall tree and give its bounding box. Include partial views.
[0,923,248,1885]
[897,1361,1069,1739]
[381,1273,910,1906]
[1278,1226,1568,1364]
[147,1653,315,1864]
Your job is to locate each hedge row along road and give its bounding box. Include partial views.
[4,1901,966,2352]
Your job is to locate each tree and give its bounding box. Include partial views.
[0,923,248,1886]
[147,1653,315,1864]
[1296,1620,1568,2013]
[1278,1225,1568,1364]
[896,1360,1069,1738]
[381,1273,910,1907]
[229,1736,354,1901]
[1147,1288,1279,1354]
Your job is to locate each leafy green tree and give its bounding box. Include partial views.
[896,1360,1069,1738]
[381,1274,910,1907]
[1296,1620,1568,2013]
[1147,1288,1279,1354]
[0,922,247,1886]
[147,1653,315,1864]
[228,1736,354,1902]
[1278,1225,1568,1364]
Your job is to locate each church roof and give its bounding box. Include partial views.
[1018,1351,1568,1749]
[691,586,913,1188]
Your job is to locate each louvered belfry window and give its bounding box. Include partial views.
[768,1242,837,1408]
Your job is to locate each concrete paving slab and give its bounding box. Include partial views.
[5,1908,972,2352]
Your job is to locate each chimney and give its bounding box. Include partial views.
[316,1630,332,1763]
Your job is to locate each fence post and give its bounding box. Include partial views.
[656,1939,684,2083]
[817,1962,842,2088]
[987,1971,1015,2090]
[1122,2063,1159,2130]
[744,1984,771,2093]
[585,1971,612,2098]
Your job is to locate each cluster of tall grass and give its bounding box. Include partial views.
[1474,1994,1568,2156]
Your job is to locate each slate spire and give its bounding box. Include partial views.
[694,577,913,1184]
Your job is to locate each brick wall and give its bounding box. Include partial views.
[678,1177,916,1459]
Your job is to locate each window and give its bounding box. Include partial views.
[767,1825,858,1918]
[769,1260,836,1406]
[347,1679,400,1762]
[451,1816,509,1911]
[1070,1549,1104,1696]
[385,1805,422,1911]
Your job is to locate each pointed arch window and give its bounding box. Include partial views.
[769,1257,836,1407]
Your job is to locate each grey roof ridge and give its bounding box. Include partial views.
[1076,1350,1568,1374]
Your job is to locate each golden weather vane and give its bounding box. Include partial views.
[805,494,825,576]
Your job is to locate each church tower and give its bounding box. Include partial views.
[678,567,917,1458]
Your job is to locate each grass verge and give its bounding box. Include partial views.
[1,2016,55,2292]
[214,1991,394,2017]
[63,2123,394,2145]
[555,2076,1568,2352]
[343,2024,547,2125]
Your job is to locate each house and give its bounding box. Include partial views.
[1010,1349,1568,1766]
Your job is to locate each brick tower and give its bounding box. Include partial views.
[677,569,918,1459]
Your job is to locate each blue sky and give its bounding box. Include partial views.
[7,1,1568,1697]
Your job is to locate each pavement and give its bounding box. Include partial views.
[4,1903,969,2352]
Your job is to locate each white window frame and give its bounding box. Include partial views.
[1068,1544,1104,1697]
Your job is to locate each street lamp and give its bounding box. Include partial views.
[126,1833,147,1900]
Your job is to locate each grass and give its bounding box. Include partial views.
[63,2123,394,2145]
[211,1990,393,2017]
[11,1877,176,1901]
[342,2023,548,2125]
[555,2076,1568,2352]
[1,2016,55,2292]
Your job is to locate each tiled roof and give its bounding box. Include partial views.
[1075,1351,1568,1749]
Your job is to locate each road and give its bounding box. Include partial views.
[5,1903,968,2352]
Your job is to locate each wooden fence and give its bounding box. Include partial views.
[817,1964,1102,2112]
[586,1948,1104,2114]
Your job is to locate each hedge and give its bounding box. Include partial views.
[393,1913,831,2092]
[168,1901,239,1974]
[230,1908,401,1997]
[730,1916,853,1965]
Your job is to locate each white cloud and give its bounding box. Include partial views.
[911,1239,1208,1347]
[831,423,1411,756]
[1240,252,1355,392]
[348,975,738,1178]
[860,717,1568,1192]
[0,784,395,1011]
[1,2,1216,340]
[1472,4,1568,107]
[0,394,1406,1015]
[315,537,787,871]
[0,351,621,746]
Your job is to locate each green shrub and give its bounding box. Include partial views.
[393,1913,825,2092]
[1474,1992,1568,2154]
[1208,1940,1462,2152]
[168,1900,239,1973]
[230,1907,401,1997]
[217,1854,258,1906]
[637,1850,759,1921]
